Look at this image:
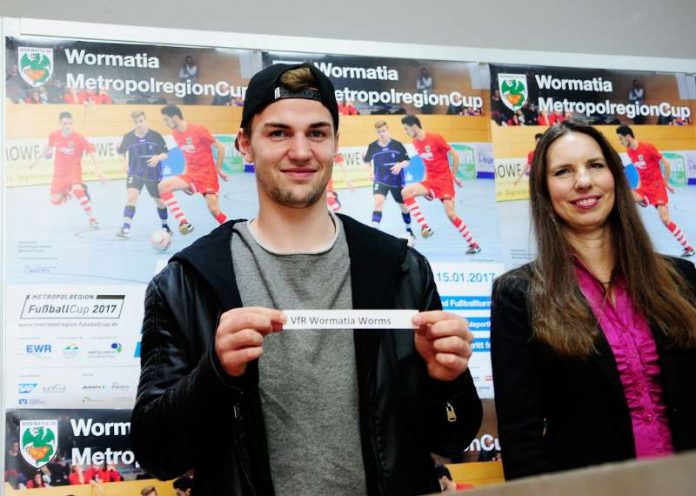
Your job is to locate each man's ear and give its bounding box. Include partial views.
[236,130,254,163]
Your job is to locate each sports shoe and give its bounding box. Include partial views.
[682,247,695,258]
[116,227,131,238]
[162,224,173,235]
[399,233,416,247]
[420,227,434,239]
[89,219,99,230]
[466,243,481,255]
[178,222,194,235]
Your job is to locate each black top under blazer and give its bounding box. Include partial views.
[490,256,696,480]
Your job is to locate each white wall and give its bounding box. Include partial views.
[1,0,695,60]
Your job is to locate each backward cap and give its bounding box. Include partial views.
[239,63,339,131]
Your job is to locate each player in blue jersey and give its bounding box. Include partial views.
[116,111,171,238]
[363,121,414,242]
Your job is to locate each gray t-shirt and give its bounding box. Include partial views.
[231,216,367,496]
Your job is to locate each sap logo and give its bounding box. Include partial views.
[25,344,52,354]
[18,383,38,394]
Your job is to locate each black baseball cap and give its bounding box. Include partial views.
[236,63,339,149]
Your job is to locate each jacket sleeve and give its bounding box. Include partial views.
[409,250,483,457]
[490,273,548,479]
[130,263,248,479]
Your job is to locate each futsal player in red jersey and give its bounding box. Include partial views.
[400,114,481,254]
[514,133,543,186]
[29,111,106,229]
[159,105,229,234]
[616,125,694,257]
[325,152,354,212]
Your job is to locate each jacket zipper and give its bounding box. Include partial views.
[232,399,257,496]
[368,370,386,496]
[446,402,457,423]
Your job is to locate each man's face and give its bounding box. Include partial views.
[175,489,191,496]
[163,114,178,130]
[402,124,418,139]
[134,116,149,134]
[238,98,338,209]
[376,125,390,142]
[60,118,73,135]
[617,134,631,148]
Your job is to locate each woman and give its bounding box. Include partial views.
[26,472,47,488]
[491,120,696,480]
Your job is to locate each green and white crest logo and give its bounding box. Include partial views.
[498,73,528,112]
[20,420,58,468]
[18,47,54,88]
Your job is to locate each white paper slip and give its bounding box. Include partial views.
[283,309,418,330]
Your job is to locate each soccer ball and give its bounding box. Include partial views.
[149,230,172,252]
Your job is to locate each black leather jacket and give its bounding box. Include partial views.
[131,215,482,495]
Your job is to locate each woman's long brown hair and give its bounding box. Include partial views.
[528,120,696,357]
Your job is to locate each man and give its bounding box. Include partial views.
[159,105,229,234]
[116,111,171,238]
[132,63,482,496]
[616,125,694,257]
[30,111,105,229]
[435,465,473,492]
[179,55,198,105]
[513,133,543,186]
[400,114,481,254]
[173,476,193,496]
[363,120,414,241]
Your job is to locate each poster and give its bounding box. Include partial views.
[4,32,503,490]
[489,64,696,268]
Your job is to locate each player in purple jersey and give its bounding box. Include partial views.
[116,111,170,238]
[363,121,414,243]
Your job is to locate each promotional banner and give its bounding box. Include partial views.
[4,33,502,490]
[489,64,696,268]
[5,409,180,494]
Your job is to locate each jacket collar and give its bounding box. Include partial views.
[171,220,242,311]
[338,213,408,310]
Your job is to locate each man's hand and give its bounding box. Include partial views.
[215,307,286,377]
[390,163,405,175]
[218,170,229,182]
[147,154,163,168]
[454,177,464,187]
[413,310,473,381]
[667,184,675,194]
